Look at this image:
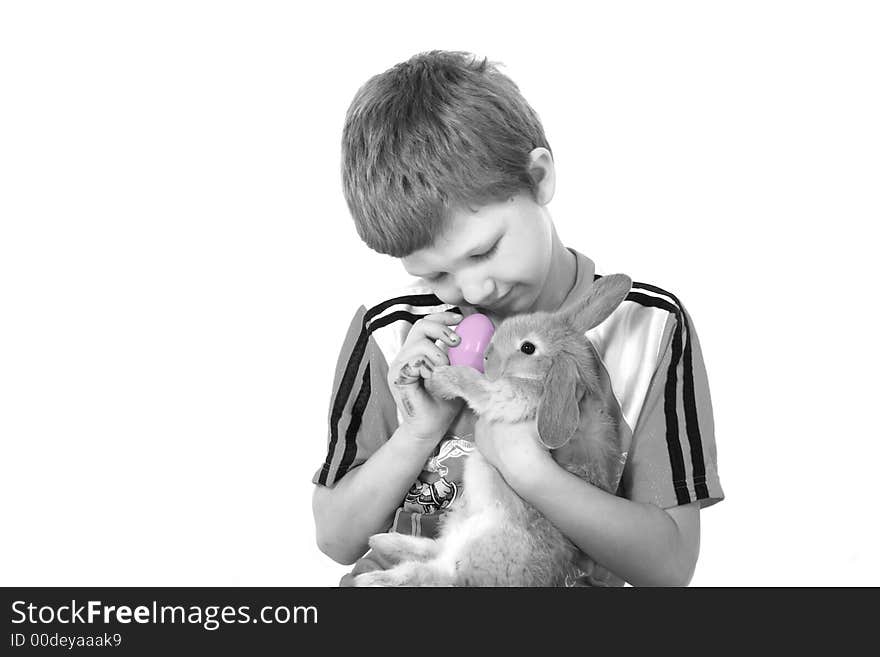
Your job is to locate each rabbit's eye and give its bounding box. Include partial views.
[520,341,536,355]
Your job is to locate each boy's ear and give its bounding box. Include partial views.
[528,147,555,206]
[566,274,632,332]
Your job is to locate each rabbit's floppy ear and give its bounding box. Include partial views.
[536,356,581,450]
[567,274,632,333]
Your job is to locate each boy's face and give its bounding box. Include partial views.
[401,192,555,319]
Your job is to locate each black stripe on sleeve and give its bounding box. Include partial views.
[681,325,710,499]
[589,275,702,503]
[665,308,692,505]
[336,364,372,481]
[626,291,692,505]
[318,317,370,486]
[632,282,710,502]
[318,294,457,486]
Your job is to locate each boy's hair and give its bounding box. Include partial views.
[342,50,551,257]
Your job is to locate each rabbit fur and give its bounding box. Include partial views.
[353,274,633,587]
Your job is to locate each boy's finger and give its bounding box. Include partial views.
[578,558,595,578]
[413,316,463,347]
[424,345,449,367]
[418,360,434,380]
[392,361,422,386]
[401,344,449,368]
[588,565,625,587]
[425,311,463,324]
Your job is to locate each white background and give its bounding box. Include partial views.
[1,1,878,586]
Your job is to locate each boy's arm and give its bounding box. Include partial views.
[477,420,699,587]
[529,462,700,587]
[314,304,463,566]
[536,476,700,588]
[312,424,442,565]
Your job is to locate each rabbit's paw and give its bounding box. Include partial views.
[351,566,412,587]
[369,532,440,562]
[426,365,484,400]
[351,570,393,587]
[424,365,462,399]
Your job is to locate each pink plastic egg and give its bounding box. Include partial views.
[448,313,495,372]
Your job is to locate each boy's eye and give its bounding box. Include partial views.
[423,239,500,281]
[471,241,500,261]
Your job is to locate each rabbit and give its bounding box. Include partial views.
[352,273,633,587]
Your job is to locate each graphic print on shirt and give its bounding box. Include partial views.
[403,436,475,514]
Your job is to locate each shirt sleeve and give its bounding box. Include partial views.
[313,305,399,488]
[621,302,724,509]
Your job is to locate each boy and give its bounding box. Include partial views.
[312,51,723,586]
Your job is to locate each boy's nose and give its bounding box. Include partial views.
[460,278,496,307]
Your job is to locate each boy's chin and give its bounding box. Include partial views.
[476,297,509,316]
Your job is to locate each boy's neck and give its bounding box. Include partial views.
[530,240,579,315]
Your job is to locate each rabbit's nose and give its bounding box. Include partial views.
[483,350,499,381]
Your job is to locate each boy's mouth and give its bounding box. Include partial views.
[478,287,513,312]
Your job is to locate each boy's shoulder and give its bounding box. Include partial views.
[588,274,690,364]
[623,279,690,321]
[587,275,697,433]
[589,274,690,343]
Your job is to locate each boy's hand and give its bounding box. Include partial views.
[575,554,626,587]
[388,312,465,443]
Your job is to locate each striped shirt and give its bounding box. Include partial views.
[314,248,724,541]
